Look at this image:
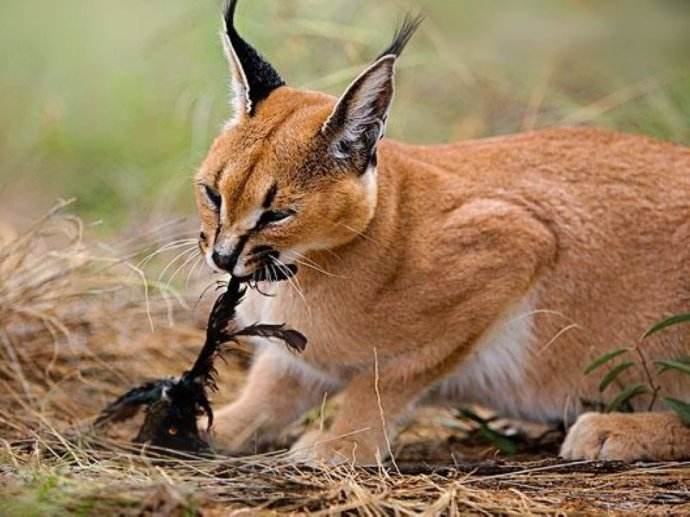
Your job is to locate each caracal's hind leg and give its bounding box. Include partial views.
[560,412,690,461]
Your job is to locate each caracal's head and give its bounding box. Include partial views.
[195,0,421,281]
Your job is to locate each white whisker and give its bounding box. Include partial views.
[193,277,228,311]
[118,218,195,246]
[337,222,382,247]
[292,250,342,278]
[291,250,322,269]
[166,250,203,289]
[293,257,342,279]
[270,256,310,314]
[294,250,343,274]
[157,246,199,285]
[185,255,205,288]
[288,266,312,318]
[137,239,198,268]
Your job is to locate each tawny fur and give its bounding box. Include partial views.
[194,9,690,464]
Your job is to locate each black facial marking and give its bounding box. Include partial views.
[203,185,222,210]
[252,263,298,282]
[250,245,274,256]
[213,163,227,185]
[262,183,278,209]
[246,245,279,269]
[229,234,249,270]
[255,209,296,230]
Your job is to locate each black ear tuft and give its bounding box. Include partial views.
[377,13,424,60]
[223,0,285,115]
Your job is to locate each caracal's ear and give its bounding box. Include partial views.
[222,0,285,120]
[322,15,423,171]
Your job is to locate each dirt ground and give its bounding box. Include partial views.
[1,208,689,515]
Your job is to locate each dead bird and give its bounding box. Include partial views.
[95,275,306,453]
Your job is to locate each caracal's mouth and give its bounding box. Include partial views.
[236,262,298,285]
[206,245,298,284]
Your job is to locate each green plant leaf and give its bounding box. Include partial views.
[459,408,496,425]
[655,358,690,377]
[479,427,518,456]
[643,313,690,338]
[585,348,629,375]
[598,361,635,393]
[664,397,690,426]
[606,383,649,412]
[458,409,517,456]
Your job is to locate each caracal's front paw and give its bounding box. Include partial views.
[199,404,266,454]
[289,430,382,466]
[560,412,688,462]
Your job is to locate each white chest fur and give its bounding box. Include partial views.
[236,283,340,385]
[436,291,561,421]
[238,282,567,422]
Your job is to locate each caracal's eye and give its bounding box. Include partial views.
[202,185,222,211]
[259,209,296,227]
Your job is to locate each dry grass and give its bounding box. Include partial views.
[1,206,689,516]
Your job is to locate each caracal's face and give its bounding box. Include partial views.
[194,0,405,282]
[194,87,378,281]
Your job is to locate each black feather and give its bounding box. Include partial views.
[93,380,174,427]
[235,323,307,353]
[96,274,307,454]
[377,13,424,60]
[187,275,245,388]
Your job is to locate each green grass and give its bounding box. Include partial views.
[0,467,151,517]
[1,0,689,229]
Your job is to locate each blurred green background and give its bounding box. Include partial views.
[1,0,689,231]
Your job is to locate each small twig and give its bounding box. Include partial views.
[319,391,329,433]
[373,347,399,475]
